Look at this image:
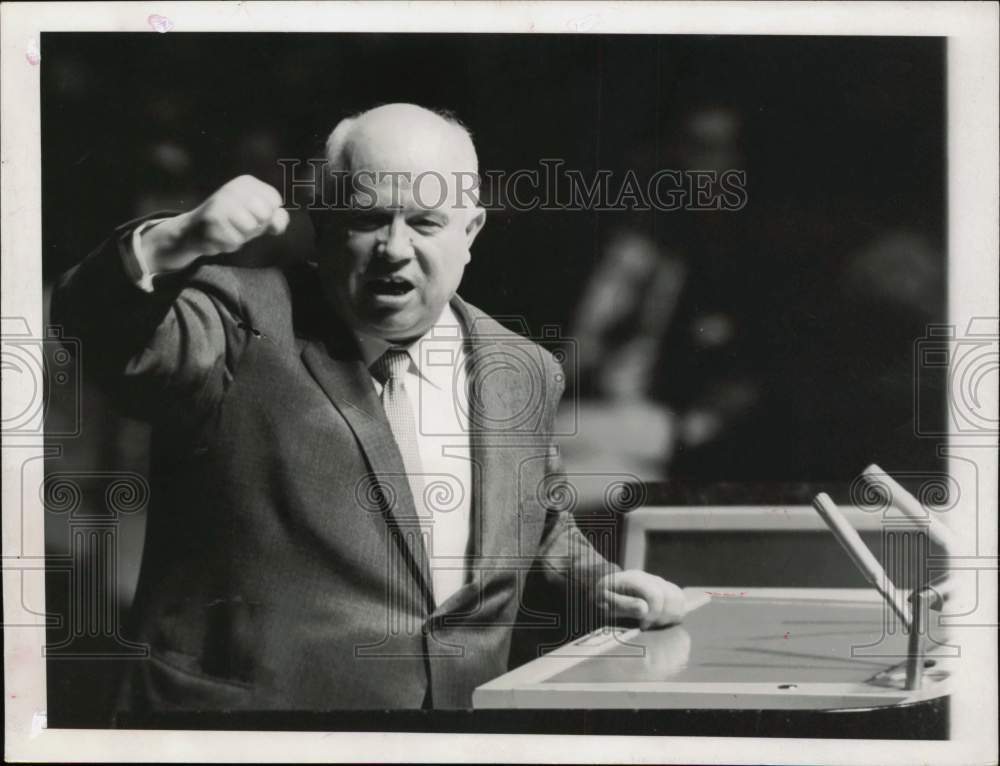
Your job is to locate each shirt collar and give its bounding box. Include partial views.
[354,303,465,389]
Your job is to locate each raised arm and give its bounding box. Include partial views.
[50,175,289,424]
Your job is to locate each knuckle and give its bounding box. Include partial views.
[263,184,283,205]
[246,198,270,218]
[210,224,241,245]
[232,209,256,227]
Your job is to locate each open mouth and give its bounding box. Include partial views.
[367,276,415,297]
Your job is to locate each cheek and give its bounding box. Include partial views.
[338,236,374,272]
[344,231,370,252]
[419,237,470,285]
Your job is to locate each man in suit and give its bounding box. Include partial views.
[53,103,686,712]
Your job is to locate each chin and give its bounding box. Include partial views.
[361,313,428,342]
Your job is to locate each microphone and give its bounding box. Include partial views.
[812,492,912,629]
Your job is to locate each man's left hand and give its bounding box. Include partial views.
[596,570,687,630]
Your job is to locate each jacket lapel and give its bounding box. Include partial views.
[298,311,435,610]
[451,297,544,568]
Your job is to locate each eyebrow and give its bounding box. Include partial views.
[348,205,451,222]
[409,209,450,223]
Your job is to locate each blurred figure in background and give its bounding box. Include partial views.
[559,99,763,490]
[559,230,683,483]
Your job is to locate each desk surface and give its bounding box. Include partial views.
[475,588,953,710]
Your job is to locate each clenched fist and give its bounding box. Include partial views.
[141,175,290,273]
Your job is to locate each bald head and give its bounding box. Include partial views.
[325,103,479,178]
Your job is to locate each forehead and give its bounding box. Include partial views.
[353,170,462,213]
[337,114,478,213]
[347,117,471,172]
[349,153,474,214]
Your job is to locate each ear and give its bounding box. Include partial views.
[464,206,487,248]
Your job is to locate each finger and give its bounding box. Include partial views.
[638,590,664,630]
[607,590,649,620]
[225,176,281,216]
[665,582,687,617]
[251,178,283,208]
[645,579,667,618]
[205,220,247,253]
[244,194,279,224]
[227,207,263,237]
[267,207,290,235]
[614,573,660,600]
[644,584,687,628]
[609,570,654,595]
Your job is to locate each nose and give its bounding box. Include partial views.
[377,216,413,262]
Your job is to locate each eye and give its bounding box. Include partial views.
[347,211,389,232]
[410,216,445,234]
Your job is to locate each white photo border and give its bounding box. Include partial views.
[3,2,997,763]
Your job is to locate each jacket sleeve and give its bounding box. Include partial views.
[50,216,253,426]
[532,358,621,605]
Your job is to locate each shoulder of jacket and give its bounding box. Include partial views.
[184,263,294,334]
[456,297,562,373]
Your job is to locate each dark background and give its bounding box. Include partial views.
[41,33,947,728]
[42,33,947,478]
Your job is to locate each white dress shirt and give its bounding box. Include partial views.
[126,220,168,292]
[126,227,473,606]
[353,308,473,606]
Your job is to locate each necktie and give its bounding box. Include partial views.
[370,348,425,495]
[370,348,435,602]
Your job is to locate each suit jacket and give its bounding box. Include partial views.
[51,219,617,712]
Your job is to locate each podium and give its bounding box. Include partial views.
[474,587,952,710]
[478,496,953,714]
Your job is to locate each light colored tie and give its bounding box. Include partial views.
[370,348,433,585]
[371,348,427,506]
